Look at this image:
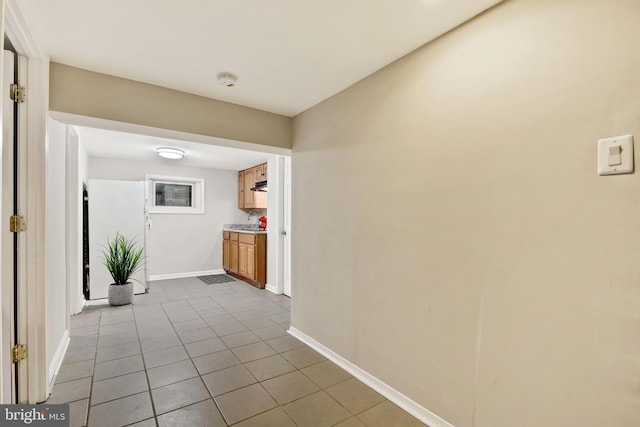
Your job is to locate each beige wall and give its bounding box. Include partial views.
[291,1,640,426]
[49,63,292,149]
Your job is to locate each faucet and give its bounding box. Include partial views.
[247,209,260,224]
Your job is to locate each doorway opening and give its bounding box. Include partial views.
[55,120,292,303]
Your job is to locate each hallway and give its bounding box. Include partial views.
[48,277,425,426]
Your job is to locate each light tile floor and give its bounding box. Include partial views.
[49,277,427,426]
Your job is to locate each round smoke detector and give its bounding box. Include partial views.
[217,72,237,87]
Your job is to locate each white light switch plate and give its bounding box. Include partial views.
[598,134,634,175]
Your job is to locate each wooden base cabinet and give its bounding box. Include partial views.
[222,236,230,270]
[223,232,266,288]
[230,241,239,274]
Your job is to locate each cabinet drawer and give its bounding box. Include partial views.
[238,233,256,244]
[223,231,230,240]
[230,232,239,241]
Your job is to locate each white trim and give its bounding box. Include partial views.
[146,174,205,214]
[4,0,50,405]
[266,156,285,295]
[4,0,50,404]
[65,125,84,315]
[283,156,292,297]
[0,47,14,405]
[5,0,45,58]
[23,56,49,404]
[288,327,455,427]
[47,331,69,393]
[265,283,279,294]
[148,269,225,282]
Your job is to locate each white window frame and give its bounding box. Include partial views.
[146,174,205,214]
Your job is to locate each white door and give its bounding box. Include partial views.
[1,50,29,403]
[283,157,292,297]
[0,50,14,403]
[88,179,146,299]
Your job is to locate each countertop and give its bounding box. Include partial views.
[223,228,267,234]
[223,224,267,234]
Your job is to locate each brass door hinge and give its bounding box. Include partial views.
[9,84,25,103]
[11,345,25,363]
[9,215,25,233]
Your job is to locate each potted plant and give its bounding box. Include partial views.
[103,233,144,306]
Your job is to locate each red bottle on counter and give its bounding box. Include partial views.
[258,216,267,230]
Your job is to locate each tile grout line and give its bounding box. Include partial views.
[133,288,172,427]
[83,308,105,427]
[186,289,234,425]
[185,282,294,425]
[145,285,184,423]
[217,290,360,426]
[86,308,148,410]
[159,291,219,425]
[185,281,302,427]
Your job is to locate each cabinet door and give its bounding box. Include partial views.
[238,243,249,277]
[230,241,239,274]
[256,164,266,181]
[238,171,245,208]
[254,164,263,180]
[222,239,230,270]
[253,164,267,209]
[243,168,256,208]
[238,242,256,281]
[246,244,256,280]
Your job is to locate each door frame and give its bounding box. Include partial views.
[283,156,292,297]
[2,0,50,404]
[82,184,90,300]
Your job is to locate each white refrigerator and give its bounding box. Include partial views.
[88,179,147,300]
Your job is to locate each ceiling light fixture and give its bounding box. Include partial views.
[217,72,237,87]
[157,147,184,159]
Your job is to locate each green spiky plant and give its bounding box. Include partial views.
[103,233,145,285]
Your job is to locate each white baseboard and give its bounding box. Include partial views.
[149,269,225,281]
[48,330,70,393]
[71,297,86,315]
[265,283,280,294]
[288,327,455,427]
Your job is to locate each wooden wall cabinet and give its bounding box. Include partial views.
[238,171,244,209]
[223,231,266,288]
[255,163,267,182]
[238,163,267,209]
[243,167,257,208]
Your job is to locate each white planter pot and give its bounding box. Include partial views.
[108,282,133,306]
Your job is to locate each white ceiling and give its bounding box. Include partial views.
[76,126,270,170]
[18,0,502,117]
[23,0,502,166]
